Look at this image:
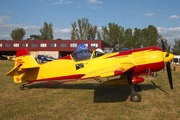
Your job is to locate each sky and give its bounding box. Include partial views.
[0,0,180,45]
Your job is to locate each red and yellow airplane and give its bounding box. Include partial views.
[6,39,174,102]
[2,55,16,61]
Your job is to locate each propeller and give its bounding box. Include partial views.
[166,45,171,57]
[160,38,173,89]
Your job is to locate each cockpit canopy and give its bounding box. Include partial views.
[71,50,92,61]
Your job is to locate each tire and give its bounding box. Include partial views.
[130,92,141,102]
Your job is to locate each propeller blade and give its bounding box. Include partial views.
[161,38,166,51]
[166,62,173,89]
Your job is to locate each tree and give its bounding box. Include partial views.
[123,28,133,48]
[71,18,98,40]
[97,30,102,40]
[132,28,142,48]
[39,22,54,40]
[171,39,180,54]
[157,36,169,49]
[71,22,78,40]
[144,25,159,46]
[27,34,41,40]
[101,23,124,50]
[132,25,159,48]
[56,38,62,40]
[10,27,26,40]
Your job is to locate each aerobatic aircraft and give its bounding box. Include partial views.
[6,39,174,102]
[2,55,16,61]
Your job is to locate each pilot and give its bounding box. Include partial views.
[94,48,104,57]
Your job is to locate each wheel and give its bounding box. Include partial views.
[20,85,25,90]
[134,85,141,92]
[152,72,158,77]
[130,92,141,102]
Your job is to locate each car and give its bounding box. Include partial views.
[36,55,56,63]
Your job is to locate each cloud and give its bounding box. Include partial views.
[89,5,102,9]
[0,15,71,40]
[88,0,102,9]
[52,0,72,5]
[54,28,71,33]
[4,10,12,14]
[0,19,71,40]
[88,0,102,4]
[170,15,179,19]
[0,23,41,39]
[144,13,154,17]
[157,27,180,44]
[0,16,10,24]
[53,28,71,39]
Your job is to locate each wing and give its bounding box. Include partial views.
[81,63,134,79]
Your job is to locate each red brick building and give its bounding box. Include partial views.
[0,40,113,58]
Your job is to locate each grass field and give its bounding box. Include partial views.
[0,60,180,120]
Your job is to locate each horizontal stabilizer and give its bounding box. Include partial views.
[6,65,21,76]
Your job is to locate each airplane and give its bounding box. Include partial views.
[35,54,56,63]
[5,39,174,102]
[2,55,16,61]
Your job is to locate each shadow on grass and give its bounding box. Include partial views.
[22,81,162,103]
[93,83,160,103]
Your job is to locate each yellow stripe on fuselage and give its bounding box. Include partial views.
[27,59,76,81]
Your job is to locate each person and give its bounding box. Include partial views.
[94,48,104,57]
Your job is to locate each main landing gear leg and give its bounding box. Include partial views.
[126,74,141,102]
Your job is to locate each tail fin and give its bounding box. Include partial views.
[6,48,39,83]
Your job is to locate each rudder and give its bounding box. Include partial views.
[15,48,38,69]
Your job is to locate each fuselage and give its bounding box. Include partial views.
[26,46,173,83]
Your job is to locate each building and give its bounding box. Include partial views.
[0,40,114,59]
[172,55,180,65]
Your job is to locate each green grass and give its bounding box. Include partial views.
[0,60,180,120]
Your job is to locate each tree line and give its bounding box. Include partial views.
[9,18,180,54]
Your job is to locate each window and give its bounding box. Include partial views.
[5,43,10,47]
[13,43,19,47]
[70,43,77,47]
[60,43,66,47]
[0,43,2,47]
[91,43,98,48]
[22,43,28,47]
[31,43,37,47]
[40,43,47,47]
[50,43,56,47]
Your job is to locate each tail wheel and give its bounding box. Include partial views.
[20,85,25,90]
[130,92,141,102]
